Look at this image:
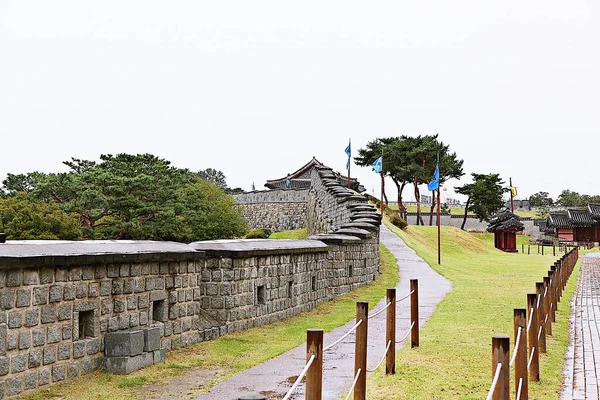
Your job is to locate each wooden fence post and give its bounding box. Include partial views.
[548,270,556,323]
[491,336,510,400]
[410,279,419,348]
[306,329,323,400]
[535,282,546,353]
[543,277,552,336]
[514,309,528,400]
[553,244,556,256]
[354,302,368,400]
[528,244,530,255]
[527,294,540,381]
[386,288,396,375]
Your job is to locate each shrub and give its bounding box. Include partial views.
[245,228,272,239]
[389,213,408,230]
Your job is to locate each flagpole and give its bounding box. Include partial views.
[347,138,351,189]
[380,149,384,215]
[437,153,441,265]
[510,177,514,212]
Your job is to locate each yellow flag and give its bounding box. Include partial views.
[510,186,517,197]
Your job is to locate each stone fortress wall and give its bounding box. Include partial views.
[233,189,308,232]
[0,163,381,398]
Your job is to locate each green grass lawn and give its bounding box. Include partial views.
[269,228,309,239]
[367,223,578,399]
[19,243,399,400]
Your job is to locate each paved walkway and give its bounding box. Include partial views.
[195,225,452,400]
[562,254,600,400]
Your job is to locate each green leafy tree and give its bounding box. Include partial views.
[176,180,248,241]
[556,190,584,207]
[0,193,80,240]
[455,173,507,230]
[196,168,227,189]
[529,191,554,207]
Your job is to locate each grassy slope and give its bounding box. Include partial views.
[368,224,577,399]
[19,244,399,400]
[269,228,309,239]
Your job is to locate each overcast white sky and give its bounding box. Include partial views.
[1,1,598,203]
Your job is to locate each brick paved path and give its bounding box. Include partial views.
[195,225,452,400]
[562,254,600,400]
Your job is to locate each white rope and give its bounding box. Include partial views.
[544,286,548,298]
[367,340,392,372]
[537,326,543,341]
[544,313,549,324]
[516,377,524,400]
[344,368,362,400]
[485,363,503,400]
[396,321,416,343]
[509,327,523,367]
[324,319,363,352]
[369,302,392,319]
[536,293,542,309]
[396,290,415,303]
[282,354,316,400]
[528,347,536,369]
[527,307,534,332]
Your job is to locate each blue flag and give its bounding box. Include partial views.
[251,182,255,191]
[345,144,351,158]
[428,162,439,191]
[346,159,350,171]
[372,156,382,173]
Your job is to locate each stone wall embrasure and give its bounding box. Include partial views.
[234,189,308,231]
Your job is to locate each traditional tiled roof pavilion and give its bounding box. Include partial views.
[547,208,598,243]
[487,209,524,252]
[264,157,364,192]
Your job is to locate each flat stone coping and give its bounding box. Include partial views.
[0,240,202,267]
[308,234,362,244]
[189,239,329,257]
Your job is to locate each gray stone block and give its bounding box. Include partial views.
[103,353,149,375]
[18,332,31,350]
[25,309,40,327]
[8,311,22,328]
[47,326,61,343]
[24,371,37,390]
[0,357,9,375]
[0,323,6,356]
[153,348,166,364]
[40,305,56,324]
[40,267,54,284]
[143,326,161,352]
[0,292,14,310]
[67,361,80,379]
[43,346,56,365]
[32,329,45,347]
[11,354,27,373]
[104,330,144,357]
[73,341,85,359]
[58,305,71,321]
[39,367,51,385]
[33,287,49,305]
[28,349,42,368]
[52,364,66,382]
[6,270,22,287]
[6,375,22,396]
[49,285,63,302]
[58,343,71,360]
[86,338,100,355]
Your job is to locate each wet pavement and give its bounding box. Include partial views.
[562,254,600,400]
[195,225,452,400]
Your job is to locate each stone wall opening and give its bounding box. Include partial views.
[78,310,95,340]
[256,285,265,305]
[152,300,167,323]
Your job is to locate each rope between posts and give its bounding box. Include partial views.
[281,354,316,400]
[544,286,548,298]
[396,321,415,343]
[485,363,503,400]
[528,347,536,369]
[536,293,542,309]
[369,302,392,319]
[367,340,392,372]
[343,368,362,400]
[537,326,543,341]
[527,307,534,332]
[396,290,415,303]
[323,319,363,352]
[544,313,549,324]
[509,327,523,367]
[516,377,524,400]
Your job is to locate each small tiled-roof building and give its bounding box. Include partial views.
[265,157,365,192]
[487,209,525,252]
[547,208,599,243]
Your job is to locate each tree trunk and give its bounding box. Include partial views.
[461,197,471,230]
[392,178,408,222]
[414,180,424,226]
[429,190,435,226]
